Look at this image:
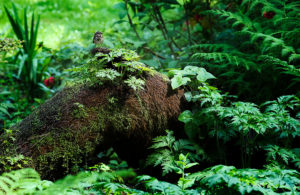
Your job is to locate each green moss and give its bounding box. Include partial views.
[29,113,104,179]
[108,96,118,105]
[97,106,132,134]
[61,86,81,105]
[30,111,43,133]
[73,102,88,119]
[54,111,62,121]
[0,129,33,173]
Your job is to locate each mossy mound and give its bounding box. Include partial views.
[4,48,186,179]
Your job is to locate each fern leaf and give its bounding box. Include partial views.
[204,10,253,30]
[289,54,300,63]
[241,0,283,16]
[240,31,295,57]
[190,44,235,52]
[192,52,256,70]
[0,168,45,195]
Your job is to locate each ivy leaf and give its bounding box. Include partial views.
[196,68,216,82]
[178,110,193,123]
[182,66,200,76]
[171,74,191,89]
[184,92,192,102]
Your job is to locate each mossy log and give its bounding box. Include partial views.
[8,73,185,179]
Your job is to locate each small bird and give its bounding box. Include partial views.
[91,31,111,56]
[93,31,104,47]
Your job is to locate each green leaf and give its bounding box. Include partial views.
[185,163,198,169]
[178,178,195,190]
[171,74,190,89]
[196,68,216,82]
[178,110,193,123]
[184,92,192,102]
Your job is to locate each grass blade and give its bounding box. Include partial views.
[24,7,29,52]
[12,3,25,44]
[4,6,23,41]
[17,53,27,79]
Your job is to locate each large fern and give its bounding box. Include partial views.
[0,168,52,195]
[187,0,300,102]
[146,130,202,176]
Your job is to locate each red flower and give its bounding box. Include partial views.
[48,76,55,85]
[44,78,50,87]
[263,11,275,19]
[44,76,55,87]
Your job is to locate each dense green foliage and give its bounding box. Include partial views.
[4,4,45,98]
[0,0,299,194]
[68,48,154,91]
[189,0,300,102]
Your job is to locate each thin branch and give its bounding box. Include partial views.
[124,0,141,40]
[155,5,181,50]
[124,0,165,59]
[151,7,176,55]
[143,46,166,59]
[184,1,192,46]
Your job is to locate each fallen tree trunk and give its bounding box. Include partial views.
[6,73,185,179]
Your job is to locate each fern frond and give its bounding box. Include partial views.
[146,130,200,176]
[281,65,300,77]
[173,139,196,152]
[0,168,50,195]
[149,136,174,149]
[281,29,300,47]
[257,55,288,67]
[257,55,300,77]
[285,1,300,14]
[274,17,300,29]
[239,31,295,57]
[190,44,235,53]
[289,54,300,64]
[192,52,256,70]
[241,0,283,15]
[204,10,253,30]
[146,149,173,168]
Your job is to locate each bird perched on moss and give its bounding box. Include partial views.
[93,31,104,47]
[91,31,111,55]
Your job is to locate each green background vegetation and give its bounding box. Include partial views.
[0,0,121,49]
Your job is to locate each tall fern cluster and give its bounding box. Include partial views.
[188,0,300,102]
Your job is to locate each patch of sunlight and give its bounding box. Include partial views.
[39,24,86,49]
[38,24,65,49]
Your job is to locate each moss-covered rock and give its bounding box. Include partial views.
[4,73,184,179]
[1,49,186,180]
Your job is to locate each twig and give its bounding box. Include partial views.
[183,1,192,46]
[124,0,165,59]
[142,46,166,59]
[154,5,181,50]
[124,0,141,40]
